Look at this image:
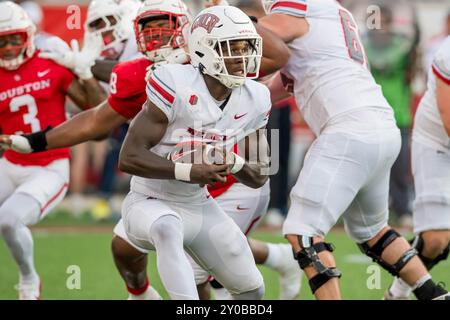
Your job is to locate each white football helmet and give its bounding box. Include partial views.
[0,1,36,70]
[134,0,191,62]
[85,0,140,59]
[189,6,262,88]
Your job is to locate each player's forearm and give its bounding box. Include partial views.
[232,131,270,188]
[46,103,120,149]
[118,146,176,180]
[234,162,269,189]
[92,59,118,82]
[81,78,108,108]
[46,113,100,149]
[255,23,290,75]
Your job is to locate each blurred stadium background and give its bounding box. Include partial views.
[0,0,449,299]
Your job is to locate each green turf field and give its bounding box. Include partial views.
[1,224,448,300]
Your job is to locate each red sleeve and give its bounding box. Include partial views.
[57,64,76,93]
[107,58,150,119]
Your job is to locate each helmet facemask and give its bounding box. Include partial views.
[135,11,189,62]
[88,14,126,59]
[0,29,34,70]
[200,35,262,89]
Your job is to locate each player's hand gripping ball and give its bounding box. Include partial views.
[168,140,232,166]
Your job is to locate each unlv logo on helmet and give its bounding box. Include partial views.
[191,13,220,34]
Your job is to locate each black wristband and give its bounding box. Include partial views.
[22,126,51,152]
[249,15,258,23]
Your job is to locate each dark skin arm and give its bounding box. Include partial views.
[255,23,291,75]
[92,59,119,82]
[232,128,270,189]
[66,77,107,110]
[119,100,230,185]
[0,101,127,151]
[45,100,128,149]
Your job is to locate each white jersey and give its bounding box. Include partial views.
[270,0,392,135]
[413,36,450,150]
[130,64,271,203]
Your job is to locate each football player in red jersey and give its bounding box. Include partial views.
[0,1,105,300]
[0,0,296,300]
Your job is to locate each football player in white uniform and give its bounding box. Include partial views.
[385,36,450,300]
[255,0,449,299]
[1,0,297,300]
[118,6,271,300]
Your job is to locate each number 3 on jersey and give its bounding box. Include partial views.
[9,94,41,134]
[339,9,366,65]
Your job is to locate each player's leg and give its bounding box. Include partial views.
[0,193,40,299]
[122,192,198,300]
[184,253,215,300]
[283,133,374,299]
[0,159,69,299]
[186,199,264,300]
[386,141,450,299]
[215,181,302,299]
[348,136,449,300]
[111,219,162,300]
[0,158,15,204]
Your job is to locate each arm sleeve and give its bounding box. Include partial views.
[432,38,450,85]
[145,66,177,123]
[270,0,307,18]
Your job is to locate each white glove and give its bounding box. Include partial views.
[38,41,77,70]
[39,34,102,80]
[73,33,103,80]
[0,135,33,153]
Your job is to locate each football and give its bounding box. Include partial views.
[168,140,229,165]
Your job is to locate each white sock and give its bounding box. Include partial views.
[128,286,162,300]
[263,243,283,270]
[412,274,432,290]
[390,277,412,298]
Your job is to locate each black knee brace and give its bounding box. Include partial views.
[358,229,417,277]
[210,279,224,289]
[294,236,341,294]
[410,235,450,270]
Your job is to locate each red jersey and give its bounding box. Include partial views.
[0,51,74,166]
[108,57,151,119]
[107,57,237,197]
